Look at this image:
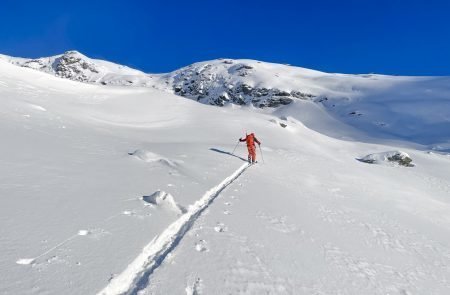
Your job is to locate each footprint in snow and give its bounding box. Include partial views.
[46,256,60,264]
[224,202,232,206]
[214,223,227,233]
[185,277,202,295]
[86,228,110,240]
[195,240,208,252]
[223,210,231,215]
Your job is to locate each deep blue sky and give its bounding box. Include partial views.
[1,0,449,75]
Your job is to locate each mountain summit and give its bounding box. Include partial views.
[1,51,327,107]
[0,50,150,86]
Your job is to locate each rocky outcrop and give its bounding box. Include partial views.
[20,51,101,82]
[5,52,319,109]
[10,50,152,86]
[359,151,414,167]
[167,61,316,108]
[53,51,100,81]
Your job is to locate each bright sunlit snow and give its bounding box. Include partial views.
[1,53,450,295]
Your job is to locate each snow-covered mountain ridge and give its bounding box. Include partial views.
[152,59,321,107]
[0,51,397,107]
[1,51,324,107]
[2,50,450,148]
[0,50,152,86]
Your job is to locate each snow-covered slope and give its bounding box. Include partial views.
[156,59,450,146]
[0,50,153,86]
[1,55,450,295]
[3,51,450,148]
[151,59,322,107]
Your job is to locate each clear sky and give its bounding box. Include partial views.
[1,0,449,75]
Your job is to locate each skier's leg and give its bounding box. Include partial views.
[250,146,256,163]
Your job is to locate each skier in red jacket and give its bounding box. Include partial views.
[239,133,261,164]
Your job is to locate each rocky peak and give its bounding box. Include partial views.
[161,59,317,108]
[53,51,100,81]
[3,52,322,108]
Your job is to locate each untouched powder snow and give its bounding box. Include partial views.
[1,56,450,295]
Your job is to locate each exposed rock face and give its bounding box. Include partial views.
[21,59,49,70]
[4,52,318,109]
[53,51,100,81]
[359,151,414,167]
[164,61,316,108]
[387,153,414,167]
[20,51,101,82]
[10,50,151,86]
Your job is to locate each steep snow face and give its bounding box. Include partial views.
[0,51,153,86]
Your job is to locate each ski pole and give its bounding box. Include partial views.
[259,144,265,163]
[231,141,240,155]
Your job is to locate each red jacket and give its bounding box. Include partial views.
[240,133,260,147]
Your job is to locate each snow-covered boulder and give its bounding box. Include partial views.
[359,151,414,167]
[142,190,186,214]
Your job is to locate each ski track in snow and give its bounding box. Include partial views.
[97,163,250,295]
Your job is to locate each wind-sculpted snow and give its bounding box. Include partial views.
[97,163,249,295]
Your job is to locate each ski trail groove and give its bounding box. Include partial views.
[98,163,250,295]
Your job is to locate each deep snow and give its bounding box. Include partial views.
[1,56,450,295]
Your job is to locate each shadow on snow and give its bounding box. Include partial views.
[209,148,248,162]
